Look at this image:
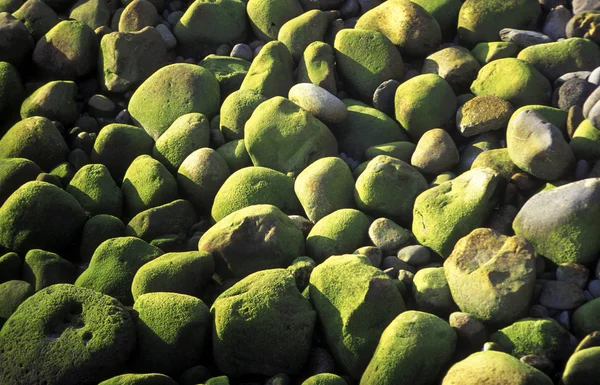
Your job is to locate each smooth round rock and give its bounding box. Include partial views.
[288,83,347,124]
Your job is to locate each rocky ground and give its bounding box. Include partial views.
[2,0,600,384]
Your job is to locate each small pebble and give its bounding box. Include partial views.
[499,28,553,48]
[557,263,590,289]
[155,23,177,49]
[372,79,400,117]
[230,43,253,61]
[397,245,430,267]
[539,281,587,310]
[288,83,348,124]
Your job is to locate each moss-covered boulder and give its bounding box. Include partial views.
[456,95,514,137]
[0,12,34,66]
[69,0,109,30]
[198,55,250,98]
[20,80,78,125]
[365,141,416,163]
[246,0,303,41]
[239,41,294,98]
[456,131,503,174]
[296,41,336,94]
[117,0,157,33]
[0,284,136,385]
[211,269,316,377]
[471,149,519,180]
[572,298,600,338]
[278,10,328,62]
[471,41,519,64]
[99,373,178,385]
[0,252,21,284]
[216,139,251,172]
[80,214,125,262]
[125,199,197,243]
[12,0,59,40]
[0,61,24,120]
[23,249,76,291]
[302,374,347,385]
[0,158,41,205]
[219,89,266,141]
[511,104,569,138]
[413,168,502,257]
[129,63,220,140]
[309,254,406,379]
[412,267,457,317]
[334,29,403,102]
[75,236,163,305]
[411,0,462,33]
[422,47,481,93]
[561,347,600,385]
[411,128,459,175]
[244,96,338,177]
[0,280,33,328]
[361,311,456,385]
[66,164,123,217]
[570,119,600,161]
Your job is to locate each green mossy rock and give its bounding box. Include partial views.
[118,0,157,33]
[211,268,316,377]
[355,0,441,58]
[0,61,24,120]
[0,0,23,12]
[561,347,600,385]
[302,374,347,385]
[334,29,404,102]
[90,123,154,182]
[361,311,456,385]
[0,158,41,205]
[32,19,98,79]
[294,157,355,223]
[510,104,569,138]
[80,214,125,262]
[491,317,571,361]
[411,0,462,33]
[572,298,600,338]
[198,204,305,279]
[413,168,502,257]
[219,89,266,141]
[129,63,220,140]
[20,80,78,126]
[13,0,59,40]
[441,351,553,385]
[457,0,541,47]
[456,131,503,174]
[23,249,76,291]
[305,209,370,264]
[240,41,294,98]
[75,236,163,305]
[412,267,457,317]
[278,10,328,62]
[0,116,68,171]
[514,178,600,265]
[456,95,514,137]
[0,284,136,385]
[0,280,33,327]
[121,155,178,218]
[69,0,109,29]
[0,181,86,254]
[422,47,481,93]
[177,366,210,385]
[99,373,178,385]
[177,148,230,214]
[354,155,428,227]
[173,0,247,59]
[471,41,519,65]
[365,141,416,163]
[216,139,252,172]
[411,128,459,174]
[152,113,210,174]
[296,41,336,94]
[570,119,600,161]
[244,96,338,177]
[309,254,406,379]
[211,166,300,222]
[125,199,197,242]
[0,252,22,283]
[246,0,303,41]
[0,13,34,66]
[131,251,214,300]
[49,162,75,186]
[66,164,123,217]
[332,99,409,161]
[444,228,536,325]
[394,74,456,140]
[132,292,210,375]
[99,27,168,93]
[471,149,519,180]
[470,58,552,108]
[518,38,600,82]
[198,55,251,98]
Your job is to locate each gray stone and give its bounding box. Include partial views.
[499,28,553,48]
[397,245,430,267]
[539,280,586,310]
[573,0,600,14]
[449,311,487,354]
[230,43,253,62]
[367,218,411,255]
[542,6,571,41]
[155,23,176,49]
[588,279,600,297]
[556,78,596,110]
[588,66,600,85]
[557,263,590,289]
[410,128,459,175]
[372,79,400,117]
[288,83,348,124]
[554,71,592,89]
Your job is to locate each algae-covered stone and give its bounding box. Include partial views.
[513,178,600,265]
[333,99,409,161]
[198,55,251,98]
[412,267,456,317]
[305,209,370,263]
[66,164,122,217]
[302,374,347,385]
[457,132,503,174]
[444,228,536,325]
[0,280,33,327]
[278,10,328,62]
[518,38,600,82]
[411,128,459,174]
[457,0,541,47]
[118,0,157,33]
[211,167,300,222]
[0,13,34,66]
[295,157,355,223]
[0,116,68,171]
[365,141,416,163]
[491,317,571,360]
[22,248,75,291]
[90,123,154,181]
[511,104,569,138]
[572,298,600,338]
[129,63,220,140]
[69,0,109,30]
[99,373,178,385]
[296,41,336,94]
[441,351,553,385]
[199,204,305,279]
[126,199,197,242]
[99,27,168,93]
[0,252,22,283]
[309,254,406,379]
[394,74,456,140]
[456,95,514,137]
[240,41,294,98]
[354,155,428,227]
[0,61,23,120]
[0,284,136,385]
[80,214,125,262]
[361,311,456,385]
[219,89,266,141]
[355,0,441,58]
[33,20,97,79]
[75,236,163,305]
[570,119,600,161]
[0,158,41,205]
[132,292,210,375]
[246,0,303,41]
[216,140,252,172]
[132,251,214,300]
[422,47,481,93]
[20,80,78,126]
[177,148,231,214]
[12,0,59,40]
[0,0,22,13]
[173,0,247,59]
[244,96,338,177]
[471,149,519,180]
[122,155,178,218]
[211,269,316,377]
[471,41,519,64]
[561,347,600,385]
[334,29,403,102]
[411,0,461,33]
[152,113,210,173]
[413,168,502,257]
[0,181,86,254]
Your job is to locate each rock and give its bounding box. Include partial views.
[125,199,198,242]
[557,78,596,110]
[511,104,570,138]
[177,366,211,385]
[80,214,125,262]
[0,12,33,66]
[22,249,75,291]
[539,280,586,310]
[499,28,553,48]
[99,373,178,385]
[456,95,514,137]
[296,41,337,95]
[0,61,24,123]
[211,269,315,377]
[244,96,338,177]
[411,0,461,33]
[118,0,157,32]
[571,119,600,160]
[278,10,329,62]
[513,178,600,265]
[365,141,415,163]
[561,347,600,385]
[334,28,403,102]
[449,312,488,355]
[239,41,294,98]
[288,83,347,124]
[471,149,519,180]
[573,0,600,14]
[198,55,250,98]
[0,158,41,206]
[12,0,59,40]
[397,245,430,266]
[309,254,406,379]
[557,263,589,289]
[413,168,502,257]
[69,0,110,30]
[155,23,175,49]
[394,74,457,140]
[230,43,253,61]
[543,5,571,41]
[0,284,136,385]
[302,374,347,385]
[421,46,481,93]
[572,297,600,337]
[368,218,411,255]
[411,128,459,174]
[66,164,122,217]
[0,280,33,327]
[471,41,519,65]
[246,0,303,41]
[287,256,315,292]
[129,63,220,140]
[372,79,400,117]
[412,267,457,317]
[567,11,600,44]
[219,89,266,141]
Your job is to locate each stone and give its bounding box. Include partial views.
[411,0,461,33]
[0,280,33,327]
[198,55,250,98]
[155,23,175,49]
[278,10,329,62]
[100,373,178,385]
[471,149,520,180]
[66,164,122,217]
[69,0,110,30]
[499,28,553,48]
[0,158,41,206]
[539,280,586,310]
[543,5,571,41]
[557,78,596,110]
[471,42,519,65]
[421,46,481,93]
[219,89,266,141]
[449,312,488,355]
[412,267,457,317]
[0,12,34,66]
[246,0,303,41]
[288,83,347,124]
[557,263,589,289]
[561,347,600,385]
[12,0,59,41]
[296,41,337,95]
[125,199,198,242]
[456,95,514,137]
[302,374,347,385]
[372,79,400,117]
[572,297,600,337]
[368,218,411,255]
[365,141,416,163]
[239,40,294,98]
[22,249,76,291]
[410,128,459,174]
[79,214,125,262]
[118,0,157,32]
[397,245,430,267]
[230,43,253,61]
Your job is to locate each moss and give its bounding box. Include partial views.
[561,346,600,385]
[240,41,294,98]
[411,128,459,174]
[0,284,137,385]
[75,236,163,305]
[21,81,79,125]
[177,366,211,385]
[246,0,303,41]
[66,164,123,217]
[471,149,519,180]
[80,214,125,262]
[69,0,110,29]
[0,280,33,328]
[0,252,22,283]
[198,55,251,98]
[456,131,503,174]
[219,89,266,141]
[216,139,252,172]
[510,105,569,138]
[471,42,519,65]
[0,61,24,119]
[0,13,34,66]
[411,0,461,33]
[572,297,600,338]
[412,267,456,317]
[296,41,337,94]
[23,249,76,291]
[570,119,600,161]
[0,0,23,12]
[12,0,58,40]
[278,10,328,62]
[118,0,157,33]
[0,158,41,205]
[365,141,416,163]
[302,374,347,385]
[422,47,481,93]
[99,373,179,385]
[125,199,197,242]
